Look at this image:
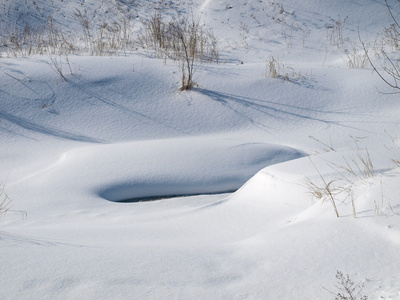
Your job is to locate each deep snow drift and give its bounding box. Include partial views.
[1,0,400,299]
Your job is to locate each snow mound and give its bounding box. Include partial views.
[93,139,305,202]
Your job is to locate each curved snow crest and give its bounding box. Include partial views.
[94,139,306,202]
[4,135,305,208]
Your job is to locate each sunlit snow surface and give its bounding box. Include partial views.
[1,0,400,299]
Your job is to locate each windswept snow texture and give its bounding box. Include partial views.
[1,0,400,299]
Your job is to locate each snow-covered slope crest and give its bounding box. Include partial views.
[1,0,400,299]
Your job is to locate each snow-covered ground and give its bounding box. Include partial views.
[1,0,400,299]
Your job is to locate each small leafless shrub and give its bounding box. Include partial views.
[383,23,400,51]
[362,41,400,91]
[324,271,368,300]
[361,0,400,92]
[137,12,219,90]
[137,12,219,62]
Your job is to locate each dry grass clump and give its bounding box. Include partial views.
[137,12,219,90]
[343,43,369,69]
[0,2,220,90]
[306,158,341,218]
[266,56,304,82]
[305,137,394,219]
[137,12,219,63]
[0,18,77,57]
[0,7,136,57]
[74,9,135,56]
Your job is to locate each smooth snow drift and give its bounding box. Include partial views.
[1,0,400,299]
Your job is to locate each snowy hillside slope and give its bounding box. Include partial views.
[1,0,400,299]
